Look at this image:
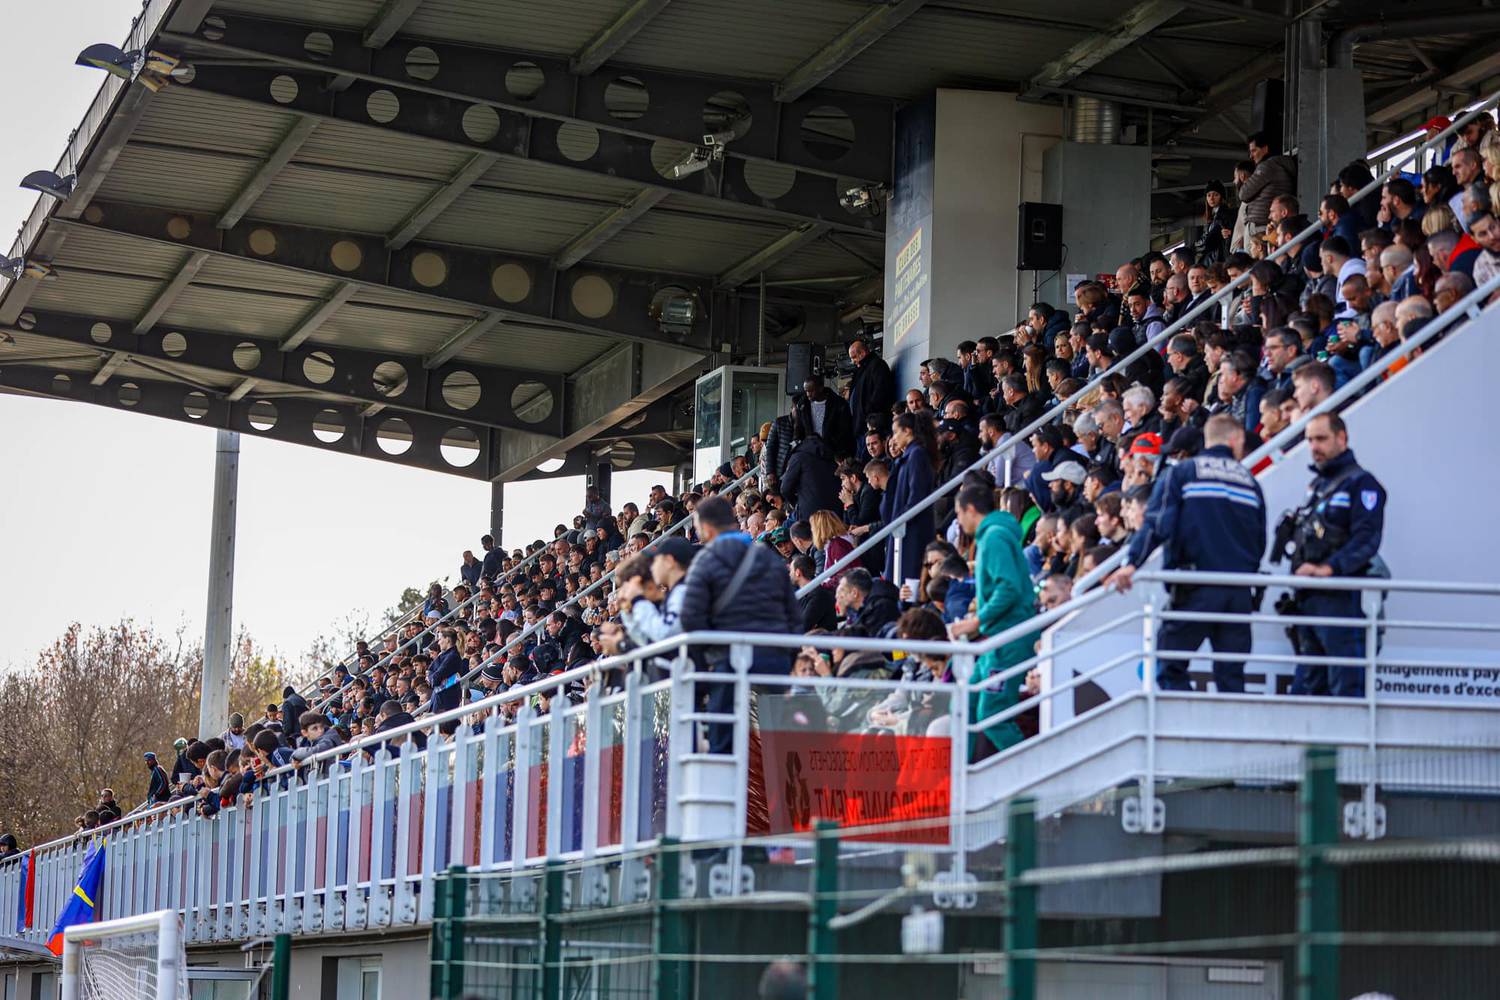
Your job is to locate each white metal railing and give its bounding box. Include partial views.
[2,570,1497,945]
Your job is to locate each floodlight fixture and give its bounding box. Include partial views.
[76,42,145,81]
[20,170,76,201]
[669,146,712,179]
[839,183,888,216]
[650,286,700,337]
[76,44,188,91]
[0,257,56,282]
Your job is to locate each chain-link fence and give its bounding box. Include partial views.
[429,745,1500,999]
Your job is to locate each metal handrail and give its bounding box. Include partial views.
[798,91,1500,596]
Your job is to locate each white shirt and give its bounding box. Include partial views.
[810,398,827,437]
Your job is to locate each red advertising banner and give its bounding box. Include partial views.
[758,728,952,844]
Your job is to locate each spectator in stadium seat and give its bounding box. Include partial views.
[810,510,857,590]
[881,412,939,586]
[1292,361,1336,418]
[791,554,837,632]
[460,550,482,589]
[678,495,799,751]
[1262,326,1302,393]
[1041,461,1089,526]
[1239,132,1297,237]
[1434,271,1476,313]
[427,628,465,733]
[1470,211,1500,287]
[1214,350,1266,434]
[847,336,895,461]
[1378,177,1424,232]
[1320,194,1362,250]
[836,568,898,636]
[797,373,854,458]
[1380,243,1419,302]
[1025,424,1088,512]
[779,431,838,524]
[480,533,504,582]
[1196,179,1235,264]
[948,484,1037,760]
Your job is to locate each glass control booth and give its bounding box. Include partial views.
[692,366,785,484]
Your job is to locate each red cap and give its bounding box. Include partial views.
[1423,115,1452,132]
[1128,432,1164,457]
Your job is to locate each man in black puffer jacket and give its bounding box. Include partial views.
[780,433,840,523]
[677,496,799,752]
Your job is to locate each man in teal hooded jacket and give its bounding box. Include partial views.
[950,483,1039,760]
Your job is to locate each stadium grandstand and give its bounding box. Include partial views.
[3,0,1500,998]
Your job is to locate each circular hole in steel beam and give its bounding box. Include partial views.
[491,262,531,303]
[201,16,227,42]
[117,382,142,407]
[510,380,555,423]
[367,89,400,124]
[183,390,210,420]
[609,439,636,470]
[51,373,71,394]
[376,416,414,455]
[233,342,261,372]
[705,90,753,142]
[743,160,796,200]
[373,360,408,397]
[569,274,615,319]
[303,350,335,385]
[329,240,363,272]
[800,104,855,162]
[440,426,480,467]
[312,408,345,443]
[410,251,448,288]
[505,61,544,101]
[270,75,299,105]
[604,75,648,122]
[304,31,334,61]
[248,399,278,431]
[161,331,187,357]
[89,322,112,344]
[248,228,277,256]
[556,122,599,162]
[442,369,481,410]
[536,457,566,473]
[166,216,192,240]
[462,104,501,144]
[405,45,440,81]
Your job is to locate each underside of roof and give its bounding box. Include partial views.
[2,0,1496,478]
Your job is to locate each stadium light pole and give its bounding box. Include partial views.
[199,429,240,739]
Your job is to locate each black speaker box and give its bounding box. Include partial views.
[1018,202,1063,271]
[785,343,814,395]
[1252,78,1285,149]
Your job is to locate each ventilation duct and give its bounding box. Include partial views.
[1070,96,1120,144]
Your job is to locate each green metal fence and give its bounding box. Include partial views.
[430,746,1500,999]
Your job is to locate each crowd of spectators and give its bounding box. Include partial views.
[4,117,1491,855]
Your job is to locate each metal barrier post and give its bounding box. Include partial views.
[1298,747,1340,1000]
[442,864,468,1000]
[654,838,687,1000]
[808,820,840,1000]
[1141,599,1159,831]
[429,867,450,1000]
[542,861,564,1000]
[1361,591,1381,839]
[1005,797,1037,1000]
[270,932,291,1000]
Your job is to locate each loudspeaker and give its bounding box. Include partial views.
[1017,202,1063,271]
[785,343,813,395]
[1251,78,1284,149]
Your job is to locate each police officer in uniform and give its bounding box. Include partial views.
[1281,412,1385,697]
[1108,413,1266,692]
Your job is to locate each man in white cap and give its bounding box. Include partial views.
[1041,460,1089,524]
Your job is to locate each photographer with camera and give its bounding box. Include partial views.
[1107,413,1266,692]
[1275,412,1386,697]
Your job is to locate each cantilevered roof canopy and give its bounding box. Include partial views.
[2,0,1494,479]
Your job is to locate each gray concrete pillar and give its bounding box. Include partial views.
[199,429,239,739]
[489,479,505,544]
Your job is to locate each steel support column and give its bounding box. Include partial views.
[199,429,239,740]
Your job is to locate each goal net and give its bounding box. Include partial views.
[60,910,188,1000]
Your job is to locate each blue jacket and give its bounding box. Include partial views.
[677,532,799,672]
[1126,445,1266,574]
[880,444,936,583]
[1298,449,1385,577]
[429,647,465,715]
[1042,311,1071,351]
